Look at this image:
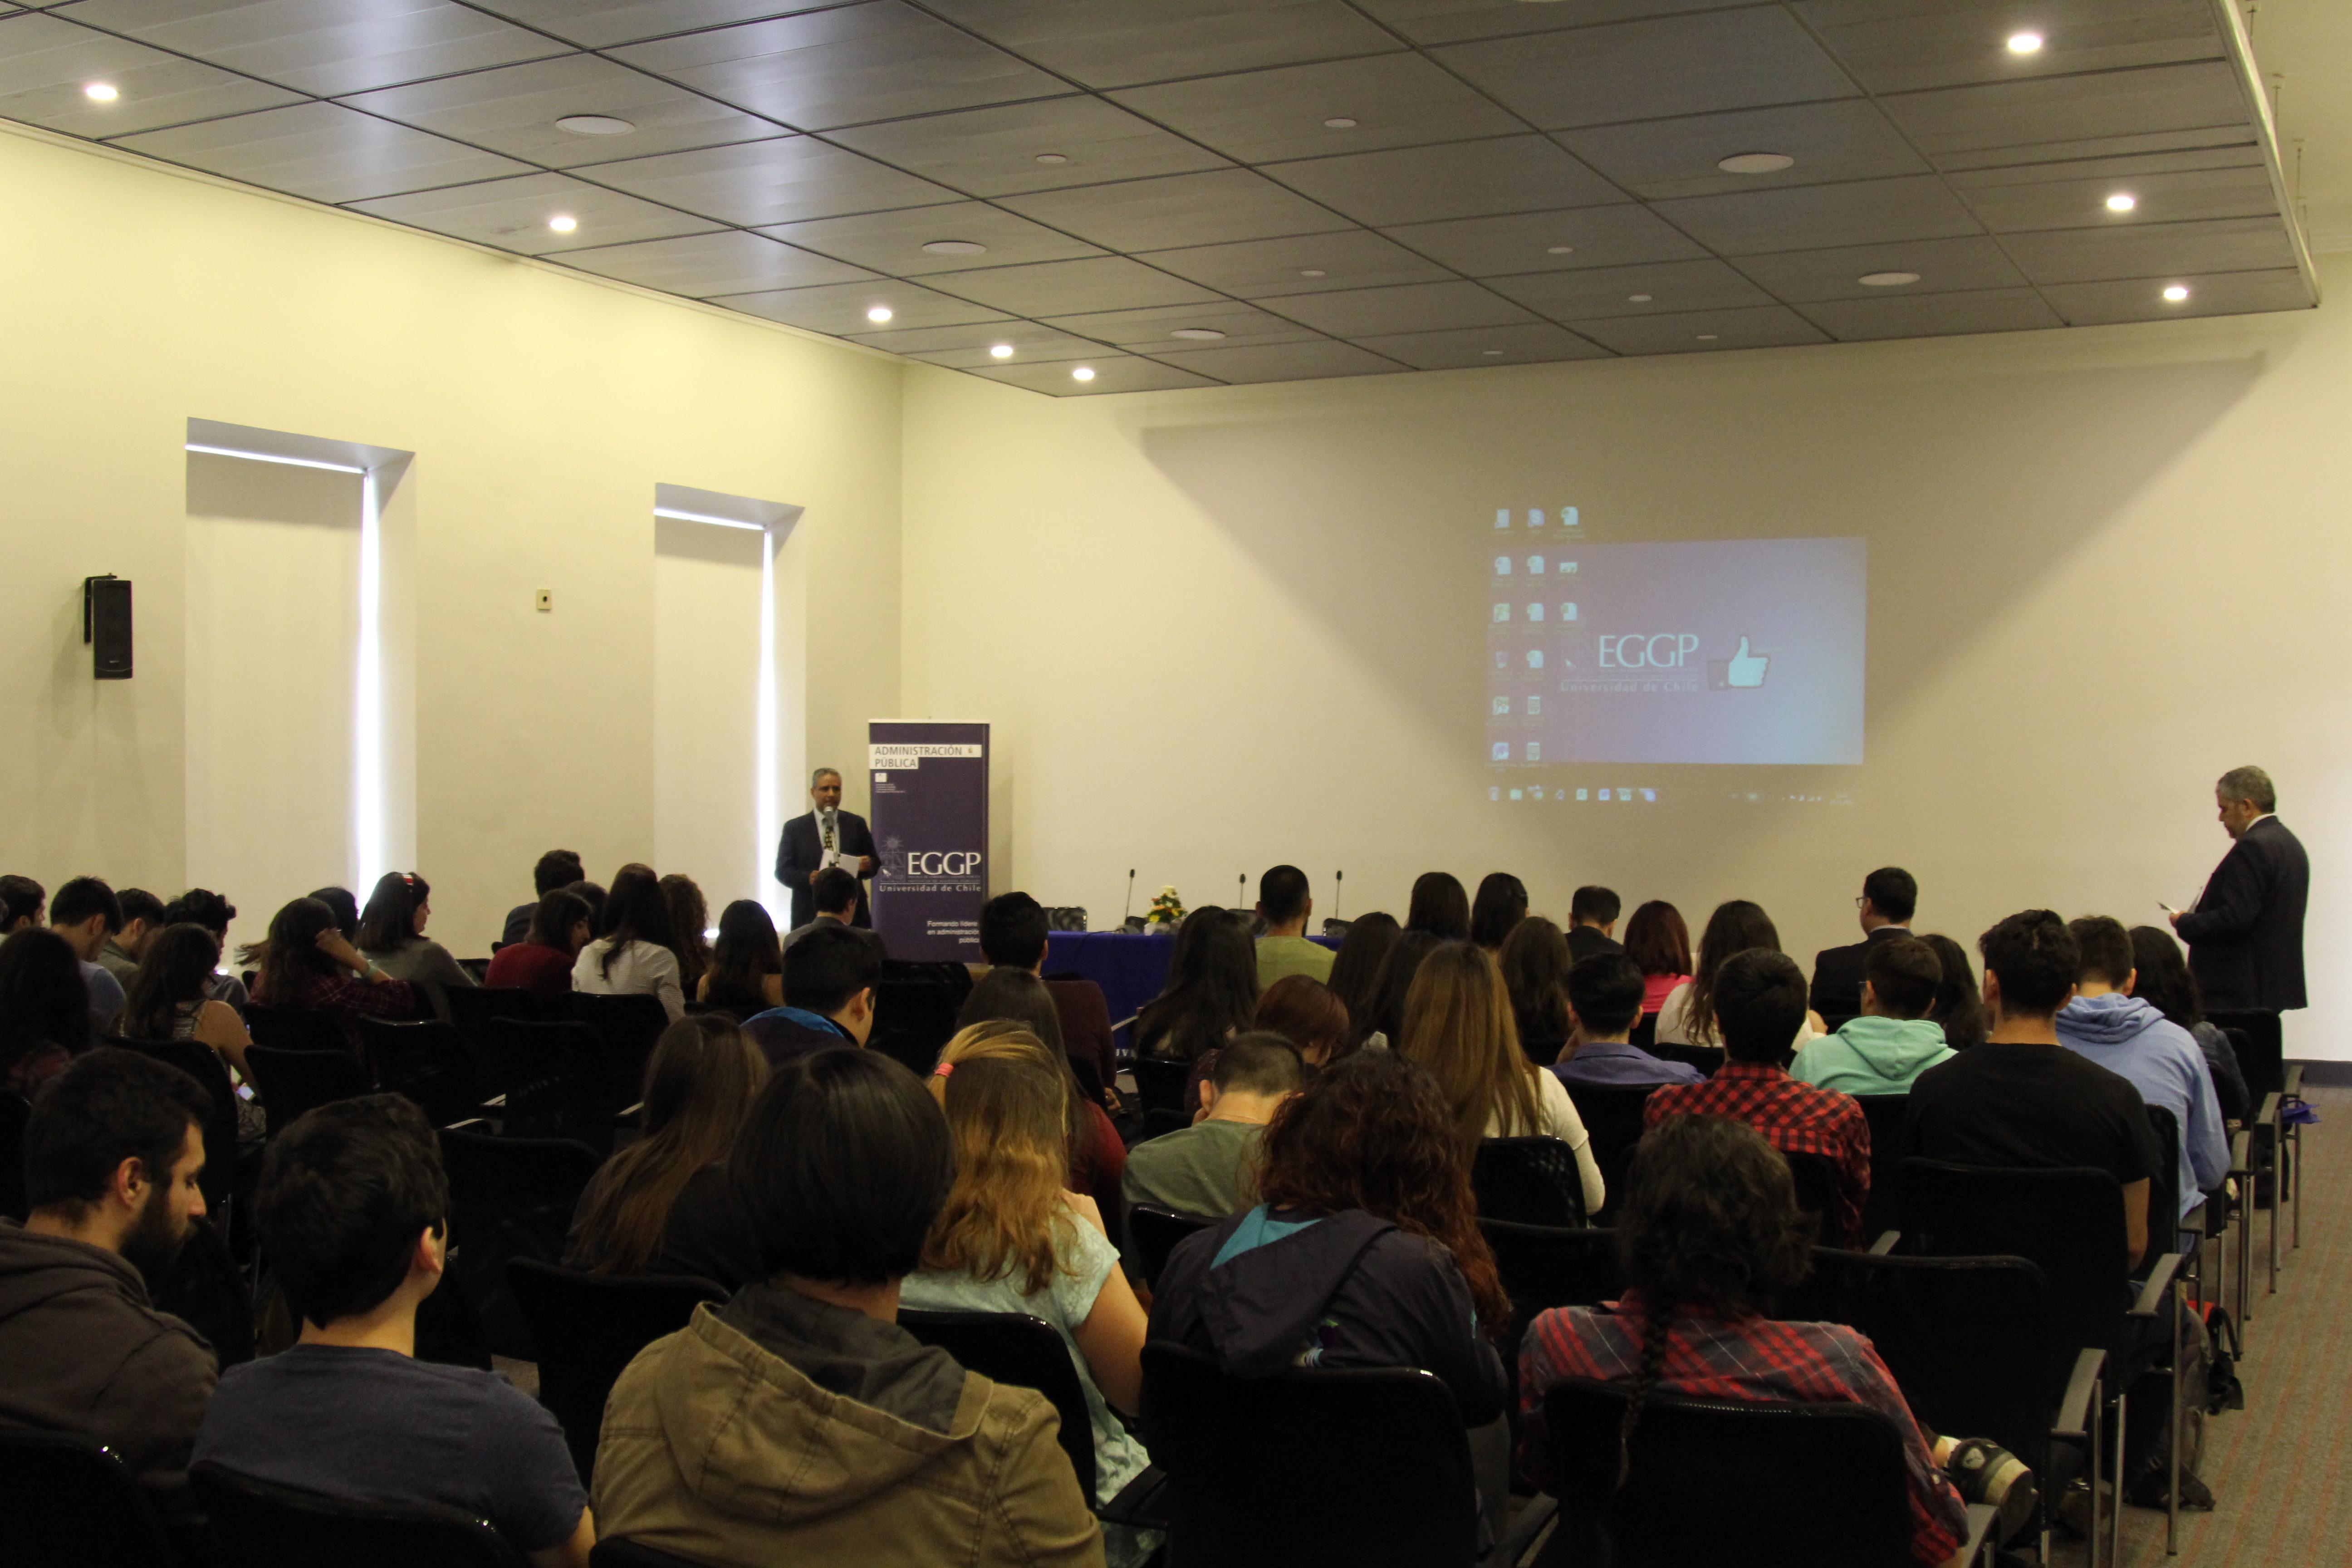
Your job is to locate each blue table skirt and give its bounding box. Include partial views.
[1044,930,1340,1034]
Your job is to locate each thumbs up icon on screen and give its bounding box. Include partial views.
[1727,637,1769,688]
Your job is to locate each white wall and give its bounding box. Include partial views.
[652,516,766,918]
[902,255,2352,1058]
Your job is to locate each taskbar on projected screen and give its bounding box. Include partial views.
[1484,771,1859,808]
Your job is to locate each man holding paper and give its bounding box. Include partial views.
[775,767,877,929]
[2170,765,2307,1100]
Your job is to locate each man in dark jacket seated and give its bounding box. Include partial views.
[744,923,881,1068]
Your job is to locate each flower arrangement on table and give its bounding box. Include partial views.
[1145,886,1185,927]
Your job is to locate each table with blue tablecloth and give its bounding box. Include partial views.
[1043,930,1343,1037]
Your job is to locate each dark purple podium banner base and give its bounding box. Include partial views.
[868,720,989,963]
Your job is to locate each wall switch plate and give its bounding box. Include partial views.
[535,589,552,612]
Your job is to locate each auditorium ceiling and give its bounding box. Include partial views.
[0,0,2319,394]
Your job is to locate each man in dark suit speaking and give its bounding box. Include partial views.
[2172,765,2307,1100]
[1809,866,1916,1033]
[774,767,877,930]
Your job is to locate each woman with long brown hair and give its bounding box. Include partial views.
[575,864,687,1022]
[1498,916,1574,1065]
[696,899,784,1017]
[660,873,712,995]
[567,1013,768,1289]
[1653,899,1822,1053]
[1621,901,1694,1018]
[244,895,416,1054]
[1325,910,1400,1047]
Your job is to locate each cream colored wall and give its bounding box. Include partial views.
[902,255,2352,1058]
[652,517,765,918]
[0,122,901,953]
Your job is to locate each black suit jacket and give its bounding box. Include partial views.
[1564,926,1623,965]
[1809,926,1909,1032]
[774,810,877,929]
[2177,816,2308,1012]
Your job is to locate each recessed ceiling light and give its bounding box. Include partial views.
[1627,293,1653,304]
[1858,271,1921,287]
[1717,152,1794,175]
[921,240,987,256]
[865,305,893,323]
[1299,268,1326,278]
[1170,328,1226,340]
[547,214,578,233]
[1324,116,1358,129]
[1545,245,1575,255]
[2007,31,2044,54]
[555,114,634,136]
[83,82,118,102]
[2107,192,2137,212]
[2163,284,2191,303]
[1482,349,1505,356]
[989,343,1015,358]
[1072,366,1096,382]
[1034,152,1069,165]
[1695,333,1720,341]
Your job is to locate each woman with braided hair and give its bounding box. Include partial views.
[1518,1115,2035,1564]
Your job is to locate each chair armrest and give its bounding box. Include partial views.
[2129,1253,2184,1318]
[2259,1091,2282,1128]
[481,1093,508,1110]
[2230,1129,2251,1177]
[1869,1230,1901,1256]
[1112,1014,1140,1034]
[2284,1064,2305,1100]
[445,1117,492,1132]
[2179,1194,2205,1235]
[1489,1494,1558,1567]
[1959,1502,1999,1567]
[2054,1347,2106,1438]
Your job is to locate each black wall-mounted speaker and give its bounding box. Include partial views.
[84,576,132,680]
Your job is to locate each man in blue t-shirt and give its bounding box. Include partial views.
[194,1097,593,1566]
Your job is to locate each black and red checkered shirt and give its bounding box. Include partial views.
[1644,1061,1872,1245]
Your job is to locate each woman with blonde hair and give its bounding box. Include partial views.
[1398,941,1604,1216]
[902,1023,1152,1509]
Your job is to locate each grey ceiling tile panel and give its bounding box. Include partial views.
[1381,206,1707,276]
[1485,258,1774,320]
[1349,321,1611,369]
[0,12,303,136]
[1107,53,1522,165]
[1651,175,1984,256]
[556,228,873,294]
[1038,299,1322,349]
[463,1,841,50]
[1948,144,2259,184]
[1797,287,2063,341]
[1953,162,2275,234]
[1268,279,1533,337]
[1932,125,2252,173]
[611,3,1060,132]
[2001,216,2296,285]
[1264,136,1624,227]
[341,54,782,167]
[761,201,1105,276]
[1436,8,1860,130]
[1732,235,2029,302]
[1565,304,1832,354]
[916,0,1403,90]
[2039,268,2313,326]
[583,137,960,226]
[1557,100,1927,201]
[113,101,534,202]
[921,255,1225,315]
[1795,0,2224,95]
[57,0,563,97]
[826,94,1230,197]
[1150,338,1406,383]
[965,354,1222,396]
[999,168,1352,252]
[1878,60,2246,163]
[1135,230,1456,298]
[346,170,719,252]
[845,318,1107,358]
[712,276,1011,334]
[1351,0,1740,47]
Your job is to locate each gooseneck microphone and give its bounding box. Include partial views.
[1123,869,1136,924]
[1334,868,1343,919]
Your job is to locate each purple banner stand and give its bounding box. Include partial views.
[868,720,990,962]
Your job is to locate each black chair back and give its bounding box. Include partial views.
[0,1431,176,1568]
[867,961,970,1078]
[1140,1341,1479,1568]
[243,1004,350,1054]
[1561,1083,1651,1222]
[505,1260,726,1485]
[1130,1057,1191,1118]
[1649,1041,1723,1078]
[112,1038,240,1210]
[440,1127,605,1360]
[592,1541,725,1568]
[1472,1136,1588,1227]
[245,1045,373,1141]
[1479,1219,1619,1341]
[898,1309,1097,1503]
[1783,1149,1844,1242]
[359,1017,480,1127]
[1852,1094,1909,1241]
[192,1462,523,1568]
[0,1090,27,1222]
[1628,1011,1659,1050]
[446,987,571,1097]
[485,1019,610,1147]
[568,994,670,1115]
[1127,1205,1216,1289]
[1542,1378,1912,1568]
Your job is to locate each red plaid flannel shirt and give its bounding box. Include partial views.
[1519,1294,1968,1567]
[1644,1062,1872,1246]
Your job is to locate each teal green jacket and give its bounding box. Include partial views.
[1789,1015,1954,1096]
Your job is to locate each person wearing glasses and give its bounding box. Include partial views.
[1808,867,1916,1034]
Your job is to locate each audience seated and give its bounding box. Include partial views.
[1655,899,1822,1052]
[1134,906,1257,1065]
[1790,935,1955,1095]
[1405,872,1471,941]
[744,924,880,1067]
[167,889,248,1010]
[1621,901,1694,1017]
[0,929,90,1098]
[121,923,259,1135]
[593,1049,1101,1568]
[504,849,585,948]
[484,890,591,996]
[660,875,712,996]
[694,899,784,1017]
[575,867,687,1023]
[563,878,607,934]
[1324,910,1399,1050]
[1253,864,1335,985]
[979,892,1117,1107]
[49,877,128,1036]
[567,1015,767,1290]
[1905,911,2161,1269]
[1399,941,1606,1216]
[308,886,360,942]
[1565,885,1624,964]
[1122,1033,1303,1252]
[954,980,1127,1223]
[1497,916,1574,1065]
[1368,928,1445,1049]
[2058,916,2230,1216]
[0,1049,217,1540]
[902,1031,1153,1504]
[98,887,165,989]
[1182,974,1350,1117]
[2127,923,2251,1121]
[195,1096,594,1567]
[0,873,44,933]
[1919,933,1989,1052]
[785,868,889,962]
[1518,1116,2031,1563]
[246,897,416,1053]
[1469,872,1529,951]
[1646,950,1870,1246]
[355,873,475,1024]
[1552,954,1704,1089]
[1811,867,1919,1032]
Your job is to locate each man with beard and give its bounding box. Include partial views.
[0,1048,217,1541]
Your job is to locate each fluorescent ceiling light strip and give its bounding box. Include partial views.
[184,442,365,475]
[653,505,767,531]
